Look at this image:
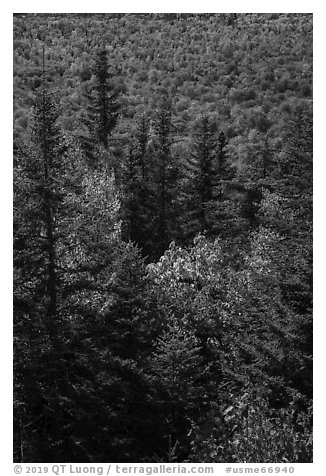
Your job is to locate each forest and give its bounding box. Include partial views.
[13,13,313,463]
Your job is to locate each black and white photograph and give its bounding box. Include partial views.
[12,6,313,465]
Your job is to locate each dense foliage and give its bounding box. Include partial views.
[13,13,312,463]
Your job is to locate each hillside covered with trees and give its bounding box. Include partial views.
[13,13,313,463]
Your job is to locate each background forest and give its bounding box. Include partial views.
[13,13,313,463]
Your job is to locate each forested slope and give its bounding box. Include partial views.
[13,13,313,463]
[14,14,312,142]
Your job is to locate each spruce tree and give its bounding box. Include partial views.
[93,48,120,147]
[181,115,236,242]
[14,88,73,461]
[212,130,237,238]
[148,320,210,461]
[278,106,312,237]
[80,48,120,163]
[14,93,153,461]
[134,114,150,180]
[120,115,155,259]
[182,114,216,237]
[151,96,178,259]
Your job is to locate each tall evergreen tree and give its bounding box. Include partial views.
[212,130,237,238]
[150,96,178,259]
[80,48,120,163]
[181,116,236,242]
[120,115,156,259]
[14,93,153,461]
[181,114,216,237]
[14,88,74,461]
[93,48,120,147]
[134,114,150,180]
[278,105,312,236]
[148,320,211,461]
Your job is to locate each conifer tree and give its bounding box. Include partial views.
[181,115,236,241]
[14,86,69,346]
[182,114,216,236]
[120,148,140,242]
[134,114,150,180]
[148,320,210,461]
[278,106,312,237]
[213,130,237,238]
[80,48,120,163]
[221,224,312,405]
[151,96,178,258]
[93,48,120,147]
[14,93,153,461]
[120,115,155,259]
[14,88,74,461]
